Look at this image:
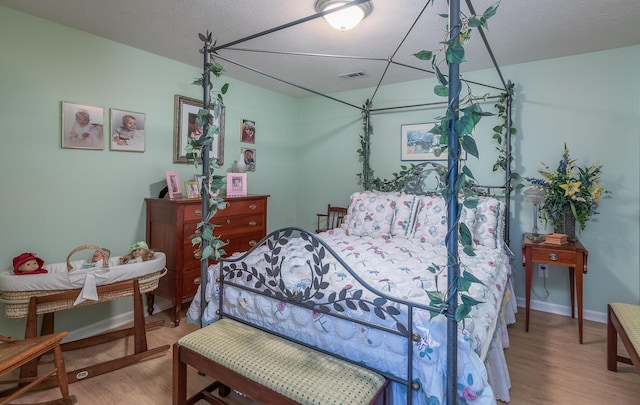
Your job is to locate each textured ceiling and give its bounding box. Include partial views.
[1,0,639,97]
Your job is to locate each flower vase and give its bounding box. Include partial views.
[554,204,576,241]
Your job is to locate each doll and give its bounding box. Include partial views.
[120,241,155,265]
[12,252,48,275]
[81,247,111,269]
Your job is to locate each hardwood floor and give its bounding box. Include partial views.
[5,308,640,404]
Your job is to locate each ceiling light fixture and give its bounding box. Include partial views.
[314,0,373,31]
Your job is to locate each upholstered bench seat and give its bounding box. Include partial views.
[173,318,389,405]
[607,303,640,374]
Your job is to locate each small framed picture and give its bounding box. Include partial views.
[240,119,255,144]
[165,171,182,199]
[184,180,200,199]
[241,147,256,172]
[401,123,466,161]
[110,109,146,152]
[61,101,105,150]
[227,173,247,197]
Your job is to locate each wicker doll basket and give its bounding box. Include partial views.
[0,244,166,318]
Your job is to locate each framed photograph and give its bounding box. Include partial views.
[165,171,182,199]
[226,173,247,197]
[61,101,105,150]
[241,147,256,172]
[110,109,146,152]
[400,123,465,161]
[184,180,200,199]
[240,119,255,144]
[174,95,225,165]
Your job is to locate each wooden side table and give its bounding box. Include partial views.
[522,234,589,343]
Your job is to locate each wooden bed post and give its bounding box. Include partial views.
[446,0,461,403]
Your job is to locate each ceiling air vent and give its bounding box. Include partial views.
[338,71,366,79]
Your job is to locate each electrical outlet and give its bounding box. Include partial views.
[538,264,548,278]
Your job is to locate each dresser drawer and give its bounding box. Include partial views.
[181,267,203,298]
[182,214,265,244]
[532,248,576,266]
[183,198,266,222]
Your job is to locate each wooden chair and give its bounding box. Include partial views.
[0,332,77,405]
[316,204,348,233]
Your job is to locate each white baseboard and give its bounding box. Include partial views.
[64,296,175,342]
[515,296,607,324]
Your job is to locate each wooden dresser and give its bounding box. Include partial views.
[145,195,269,326]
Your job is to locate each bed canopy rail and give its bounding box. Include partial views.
[195,1,513,403]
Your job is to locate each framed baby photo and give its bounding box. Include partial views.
[184,180,200,199]
[240,119,255,144]
[61,101,105,150]
[110,108,146,152]
[241,147,256,172]
[226,173,247,197]
[165,170,182,199]
[174,95,225,165]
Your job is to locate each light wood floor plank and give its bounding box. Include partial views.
[4,308,640,404]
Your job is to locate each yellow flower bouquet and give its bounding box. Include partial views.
[526,144,608,232]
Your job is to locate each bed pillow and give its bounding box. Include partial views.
[412,196,477,246]
[473,197,503,249]
[344,192,395,238]
[381,192,418,238]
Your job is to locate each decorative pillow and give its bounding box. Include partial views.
[411,196,447,245]
[473,197,503,249]
[385,192,418,238]
[412,196,477,246]
[344,193,394,238]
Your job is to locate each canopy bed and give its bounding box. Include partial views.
[182,1,516,404]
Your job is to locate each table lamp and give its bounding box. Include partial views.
[524,186,546,241]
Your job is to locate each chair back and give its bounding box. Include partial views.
[316,204,348,233]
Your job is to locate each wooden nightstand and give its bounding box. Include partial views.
[522,234,589,343]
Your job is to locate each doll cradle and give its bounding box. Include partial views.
[0,245,170,393]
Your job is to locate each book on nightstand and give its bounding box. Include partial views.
[545,233,568,245]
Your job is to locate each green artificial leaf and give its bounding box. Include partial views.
[434,84,449,97]
[459,222,473,247]
[468,17,482,28]
[414,50,433,60]
[446,43,466,64]
[483,1,501,20]
[455,305,471,321]
[461,294,484,307]
[461,135,479,158]
[434,65,448,86]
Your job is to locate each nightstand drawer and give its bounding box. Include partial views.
[532,248,576,266]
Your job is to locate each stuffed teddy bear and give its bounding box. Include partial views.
[119,241,154,265]
[12,252,48,275]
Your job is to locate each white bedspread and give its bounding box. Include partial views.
[188,229,512,404]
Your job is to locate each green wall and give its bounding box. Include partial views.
[1,5,638,341]
[0,6,299,338]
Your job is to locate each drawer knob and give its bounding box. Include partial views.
[194,209,202,217]
[226,219,231,224]
[194,277,201,285]
[548,253,558,261]
[248,221,257,227]
[249,204,257,210]
[249,240,257,247]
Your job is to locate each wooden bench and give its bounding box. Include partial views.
[173,318,390,405]
[607,303,640,374]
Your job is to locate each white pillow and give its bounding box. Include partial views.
[412,196,477,246]
[473,197,503,249]
[344,193,394,238]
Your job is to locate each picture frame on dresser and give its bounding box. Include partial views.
[227,173,247,197]
[174,95,225,165]
[165,171,182,199]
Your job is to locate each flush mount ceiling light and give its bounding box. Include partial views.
[314,0,373,31]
